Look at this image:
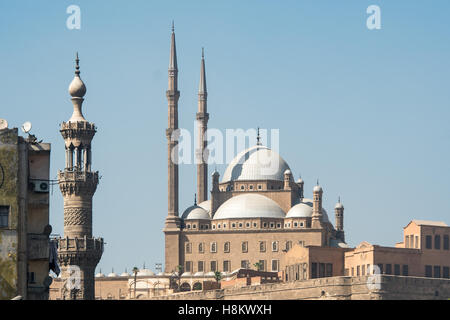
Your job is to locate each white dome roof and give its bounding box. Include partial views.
[221,146,291,182]
[120,272,130,277]
[335,202,344,209]
[137,269,155,276]
[286,198,329,223]
[107,272,118,277]
[181,205,210,220]
[198,200,211,216]
[95,272,105,278]
[214,194,286,220]
[313,185,323,192]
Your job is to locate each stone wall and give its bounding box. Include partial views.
[151,275,450,300]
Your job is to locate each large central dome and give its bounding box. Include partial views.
[221,146,290,182]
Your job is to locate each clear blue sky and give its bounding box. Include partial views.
[1,0,449,274]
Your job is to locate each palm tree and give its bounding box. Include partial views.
[132,267,139,299]
[253,262,262,272]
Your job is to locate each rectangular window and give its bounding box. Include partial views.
[259,241,266,253]
[444,235,449,250]
[185,261,192,273]
[366,264,370,275]
[272,241,278,252]
[435,235,441,250]
[185,243,192,254]
[415,236,419,248]
[426,235,432,249]
[258,260,266,271]
[405,235,409,248]
[351,267,354,276]
[385,264,392,275]
[241,260,249,269]
[210,242,217,253]
[434,266,441,278]
[198,261,204,272]
[241,241,248,253]
[319,263,325,278]
[402,265,409,276]
[0,206,9,228]
[357,265,360,276]
[198,243,204,253]
[361,265,365,276]
[425,265,432,277]
[312,263,318,279]
[285,241,292,251]
[394,264,400,276]
[210,261,217,272]
[271,260,279,272]
[326,263,333,277]
[443,267,449,279]
[223,260,230,272]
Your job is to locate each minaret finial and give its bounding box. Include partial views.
[338,196,341,203]
[316,179,319,186]
[75,52,80,77]
[256,127,262,146]
[172,20,175,32]
[202,47,204,59]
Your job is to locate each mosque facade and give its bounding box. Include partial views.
[163,26,347,279]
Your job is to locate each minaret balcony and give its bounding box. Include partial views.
[58,169,99,183]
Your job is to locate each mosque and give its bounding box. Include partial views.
[163,24,347,276]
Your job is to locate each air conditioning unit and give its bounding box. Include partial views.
[31,180,50,193]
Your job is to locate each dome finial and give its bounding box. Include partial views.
[338,196,341,203]
[316,179,319,186]
[194,193,197,205]
[256,127,262,146]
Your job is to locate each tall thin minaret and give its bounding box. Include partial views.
[164,22,182,272]
[57,54,103,300]
[196,48,209,203]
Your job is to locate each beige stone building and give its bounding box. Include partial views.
[0,125,53,300]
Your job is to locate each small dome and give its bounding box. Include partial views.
[194,272,205,276]
[335,202,344,209]
[284,169,291,175]
[212,170,220,177]
[214,194,285,220]
[181,272,192,277]
[120,272,130,277]
[205,272,215,276]
[182,205,210,220]
[286,199,329,222]
[107,272,118,277]
[137,269,155,276]
[221,146,291,182]
[296,178,304,184]
[313,185,323,192]
[69,76,86,98]
[95,272,105,278]
[198,200,211,216]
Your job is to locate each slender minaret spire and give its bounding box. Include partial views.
[196,47,209,203]
[166,22,180,222]
[164,23,182,273]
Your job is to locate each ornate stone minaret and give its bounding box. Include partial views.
[335,197,345,241]
[164,23,182,272]
[196,48,209,203]
[311,182,323,229]
[57,54,103,300]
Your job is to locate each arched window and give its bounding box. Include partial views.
[193,282,202,291]
[224,242,230,253]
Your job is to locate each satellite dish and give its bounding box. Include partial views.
[0,118,8,130]
[21,121,32,133]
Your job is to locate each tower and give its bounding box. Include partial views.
[56,54,103,300]
[335,198,345,241]
[196,48,209,203]
[164,23,182,272]
[312,183,323,229]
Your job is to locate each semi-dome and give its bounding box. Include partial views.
[198,200,211,216]
[221,145,291,182]
[213,193,286,220]
[181,205,210,220]
[286,198,329,223]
